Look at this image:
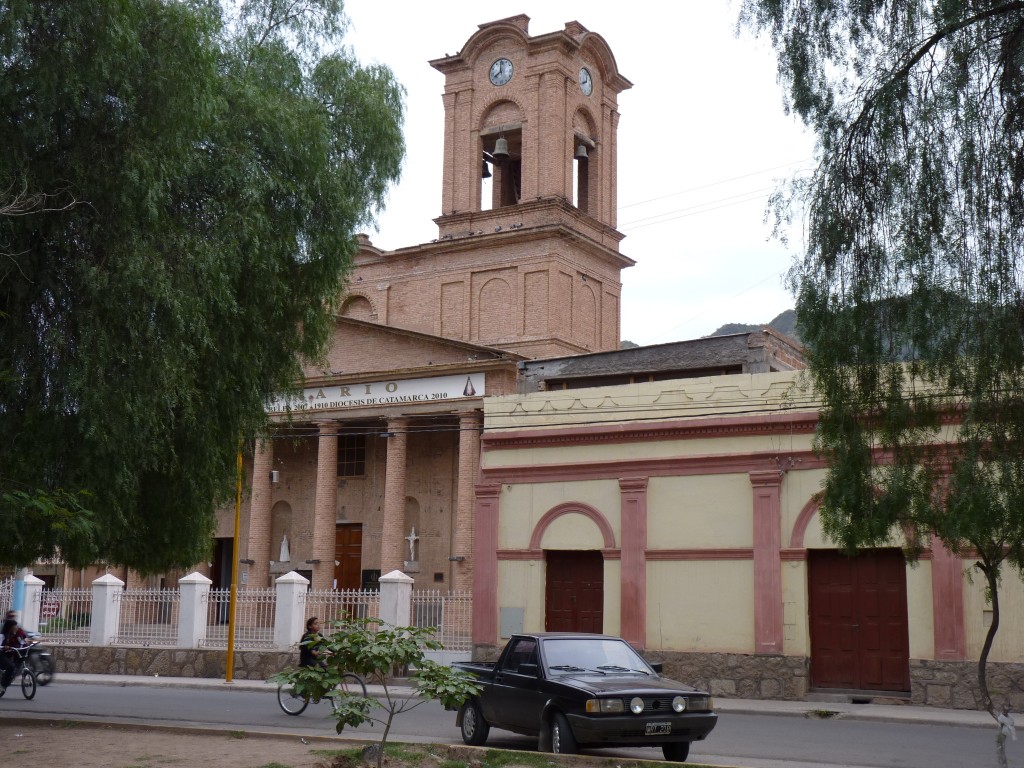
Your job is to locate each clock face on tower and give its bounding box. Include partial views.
[579,67,593,96]
[489,58,513,86]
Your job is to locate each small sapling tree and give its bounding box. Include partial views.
[272,618,482,768]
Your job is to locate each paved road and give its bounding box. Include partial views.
[2,676,1018,768]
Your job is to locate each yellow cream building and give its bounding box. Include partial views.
[473,367,1024,709]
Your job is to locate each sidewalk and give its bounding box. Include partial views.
[57,672,998,730]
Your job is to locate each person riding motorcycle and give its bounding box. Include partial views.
[0,610,27,693]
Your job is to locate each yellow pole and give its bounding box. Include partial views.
[225,440,243,683]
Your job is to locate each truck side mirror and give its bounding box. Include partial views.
[517,663,539,677]
[649,661,663,674]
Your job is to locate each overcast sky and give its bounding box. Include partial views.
[342,1,815,345]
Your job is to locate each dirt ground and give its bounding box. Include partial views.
[3,720,652,768]
[4,720,363,768]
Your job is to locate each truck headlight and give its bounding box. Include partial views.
[586,698,625,713]
[672,696,687,712]
[629,697,645,714]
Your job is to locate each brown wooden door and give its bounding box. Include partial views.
[545,550,604,633]
[808,549,910,691]
[334,524,363,590]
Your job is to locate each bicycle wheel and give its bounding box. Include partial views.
[20,667,36,700]
[330,673,367,711]
[277,682,308,715]
[339,672,367,698]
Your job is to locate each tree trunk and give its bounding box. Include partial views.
[978,562,1008,768]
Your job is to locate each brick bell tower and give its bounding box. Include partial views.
[427,16,635,357]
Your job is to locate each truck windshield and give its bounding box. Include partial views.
[542,638,653,675]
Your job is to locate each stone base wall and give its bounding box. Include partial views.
[54,643,1024,713]
[912,659,1024,711]
[53,645,294,681]
[473,643,1024,711]
[655,651,810,701]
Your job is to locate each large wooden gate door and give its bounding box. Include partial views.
[334,524,363,590]
[808,549,911,691]
[545,551,604,633]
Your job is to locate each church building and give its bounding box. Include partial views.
[213,15,635,595]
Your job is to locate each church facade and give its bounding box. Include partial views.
[211,15,635,596]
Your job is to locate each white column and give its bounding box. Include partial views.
[274,570,309,650]
[90,573,125,646]
[177,571,212,649]
[378,569,414,628]
[21,574,45,633]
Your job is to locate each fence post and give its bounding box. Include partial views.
[379,569,413,628]
[274,571,309,650]
[178,571,212,649]
[20,574,44,632]
[90,573,124,646]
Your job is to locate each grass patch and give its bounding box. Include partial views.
[481,750,565,768]
[256,763,295,768]
[806,709,842,719]
[312,748,361,758]
[383,744,430,764]
[227,730,248,739]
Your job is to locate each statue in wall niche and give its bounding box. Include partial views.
[279,534,290,562]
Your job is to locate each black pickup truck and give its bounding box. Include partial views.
[453,632,717,763]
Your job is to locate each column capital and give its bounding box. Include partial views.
[475,483,502,499]
[315,420,339,434]
[749,469,783,488]
[619,476,649,493]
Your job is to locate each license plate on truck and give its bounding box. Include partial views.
[645,722,671,735]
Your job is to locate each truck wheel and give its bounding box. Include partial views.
[460,699,490,746]
[662,742,690,762]
[551,712,577,755]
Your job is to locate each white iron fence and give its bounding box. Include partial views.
[113,588,179,646]
[304,587,381,628]
[412,589,472,652]
[13,574,471,658]
[0,576,12,610]
[34,587,93,644]
[200,587,276,649]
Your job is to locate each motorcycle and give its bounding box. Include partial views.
[23,631,55,686]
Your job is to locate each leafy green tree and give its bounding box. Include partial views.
[742,0,1024,755]
[0,0,404,571]
[272,619,482,768]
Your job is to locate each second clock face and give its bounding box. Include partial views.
[490,58,513,86]
[579,67,593,96]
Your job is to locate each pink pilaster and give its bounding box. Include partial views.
[750,470,783,654]
[619,477,648,648]
[931,533,967,660]
[472,483,501,645]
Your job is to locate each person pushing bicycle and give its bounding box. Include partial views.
[299,616,325,669]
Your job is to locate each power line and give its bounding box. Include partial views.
[619,186,779,232]
[616,158,813,212]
